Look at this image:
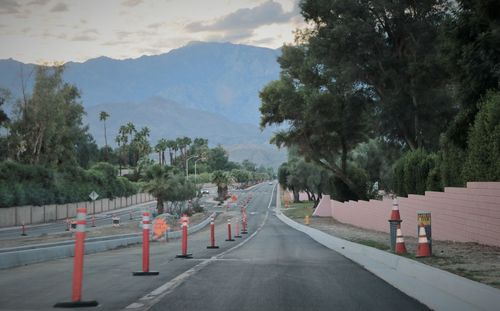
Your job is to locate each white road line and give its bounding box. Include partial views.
[124,184,276,311]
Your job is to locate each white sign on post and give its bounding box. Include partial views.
[89,191,99,201]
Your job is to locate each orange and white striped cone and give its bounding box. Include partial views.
[234,218,242,238]
[390,197,401,221]
[54,208,98,308]
[395,225,407,254]
[416,225,431,257]
[176,216,192,259]
[133,212,159,275]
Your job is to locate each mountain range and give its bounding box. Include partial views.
[0,42,286,168]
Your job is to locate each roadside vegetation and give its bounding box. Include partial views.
[0,67,275,212]
[261,0,500,203]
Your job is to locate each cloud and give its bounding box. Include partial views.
[50,2,68,12]
[71,29,99,41]
[102,39,132,46]
[121,0,143,7]
[42,31,67,39]
[204,29,255,43]
[147,22,165,29]
[184,1,299,42]
[27,0,51,6]
[186,1,296,32]
[0,0,21,14]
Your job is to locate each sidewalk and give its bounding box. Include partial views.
[277,202,500,311]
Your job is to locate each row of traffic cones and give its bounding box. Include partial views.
[391,198,431,257]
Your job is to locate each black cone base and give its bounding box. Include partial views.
[225,239,235,241]
[241,231,248,234]
[54,300,99,308]
[176,253,193,259]
[234,235,242,238]
[132,271,159,276]
[207,246,220,249]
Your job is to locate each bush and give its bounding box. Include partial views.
[439,135,466,187]
[393,149,441,196]
[0,160,139,207]
[463,91,500,182]
[331,165,369,202]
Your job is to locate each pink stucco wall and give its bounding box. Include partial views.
[313,182,500,247]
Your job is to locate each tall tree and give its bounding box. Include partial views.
[99,111,110,160]
[441,0,500,149]
[300,0,454,150]
[155,138,168,165]
[166,139,177,165]
[260,45,371,199]
[9,65,87,166]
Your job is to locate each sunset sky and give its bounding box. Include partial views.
[0,0,306,64]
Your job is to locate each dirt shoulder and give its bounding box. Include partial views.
[284,204,500,289]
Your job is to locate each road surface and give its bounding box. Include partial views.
[0,183,429,310]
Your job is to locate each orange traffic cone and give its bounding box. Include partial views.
[416,225,431,257]
[390,197,401,221]
[395,225,407,254]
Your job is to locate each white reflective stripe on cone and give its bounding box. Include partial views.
[77,213,86,221]
[76,224,86,232]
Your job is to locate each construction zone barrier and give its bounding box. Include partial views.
[241,207,248,234]
[234,218,242,238]
[112,215,120,227]
[388,197,402,252]
[176,215,192,258]
[54,207,98,308]
[133,212,159,276]
[207,216,219,249]
[21,222,27,236]
[416,224,431,257]
[395,225,407,255]
[225,218,235,241]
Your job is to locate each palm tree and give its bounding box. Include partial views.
[143,165,171,215]
[155,138,168,165]
[99,111,110,160]
[166,140,176,165]
[212,170,230,201]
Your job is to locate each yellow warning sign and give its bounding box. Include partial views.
[417,213,431,226]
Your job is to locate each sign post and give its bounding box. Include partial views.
[88,191,99,215]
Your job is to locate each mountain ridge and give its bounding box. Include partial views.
[0,42,286,168]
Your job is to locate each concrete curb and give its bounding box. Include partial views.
[0,212,215,270]
[276,210,500,311]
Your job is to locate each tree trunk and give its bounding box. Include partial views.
[293,189,300,203]
[104,121,108,161]
[157,199,164,215]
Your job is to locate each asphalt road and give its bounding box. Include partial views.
[0,183,429,310]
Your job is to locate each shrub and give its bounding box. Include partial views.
[393,149,441,196]
[463,91,500,182]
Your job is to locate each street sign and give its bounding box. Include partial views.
[89,191,99,201]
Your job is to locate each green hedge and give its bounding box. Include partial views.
[0,161,138,207]
[463,91,500,182]
[393,149,442,197]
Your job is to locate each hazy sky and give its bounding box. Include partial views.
[0,0,305,64]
